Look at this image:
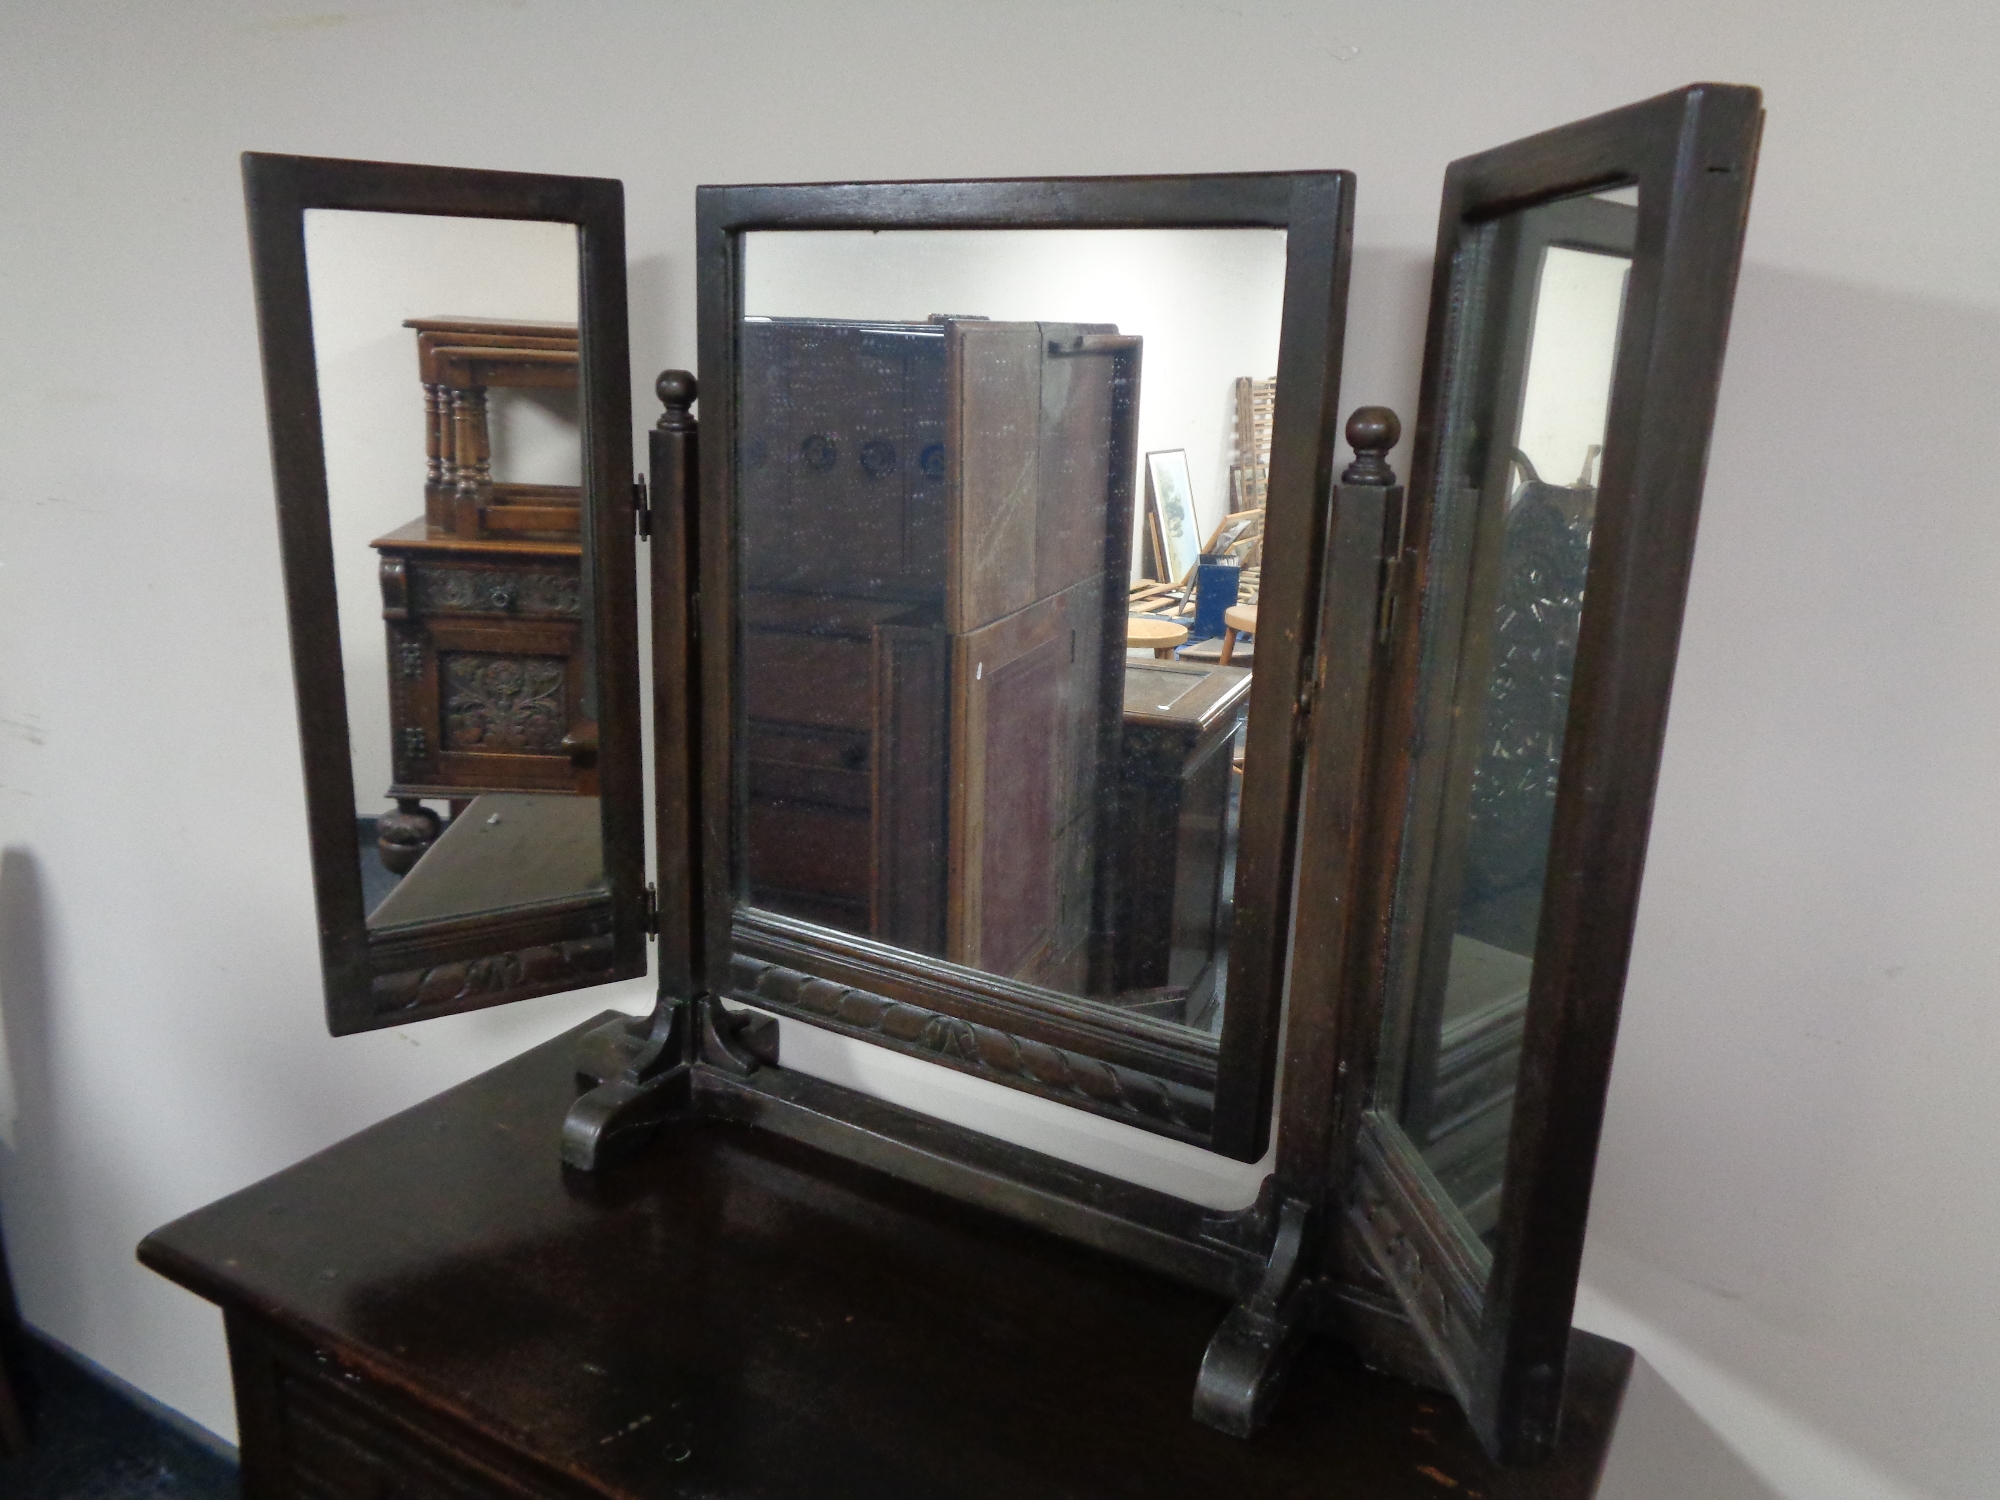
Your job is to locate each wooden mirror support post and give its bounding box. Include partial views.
[1193,405,1406,1437]
[565,386,1417,1445]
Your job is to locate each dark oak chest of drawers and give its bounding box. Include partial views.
[139,1018,1630,1500]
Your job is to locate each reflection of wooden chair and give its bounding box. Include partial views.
[1217,603,1256,665]
[1127,617,1189,659]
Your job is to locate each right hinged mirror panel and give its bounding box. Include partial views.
[1304,84,1762,1464]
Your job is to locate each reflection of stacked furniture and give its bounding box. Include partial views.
[740,318,1136,994]
[370,318,594,874]
[1130,377,1270,650]
[1230,374,1274,513]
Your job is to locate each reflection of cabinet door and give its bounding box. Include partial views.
[948,574,1105,992]
[379,547,589,801]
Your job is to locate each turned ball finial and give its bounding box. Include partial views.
[1342,405,1401,486]
[655,369,698,430]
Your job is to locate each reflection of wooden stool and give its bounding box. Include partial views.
[1218,604,1257,665]
[1127,617,1189,659]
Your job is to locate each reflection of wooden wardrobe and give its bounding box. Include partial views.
[740,318,1137,993]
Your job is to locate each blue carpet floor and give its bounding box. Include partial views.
[0,1336,237,1500]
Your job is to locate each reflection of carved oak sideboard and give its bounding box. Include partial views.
[371,318,591,874]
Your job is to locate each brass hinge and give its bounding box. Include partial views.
[633,476,652,540]
[641,883,659,937]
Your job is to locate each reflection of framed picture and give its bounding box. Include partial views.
[1145,449,1201,586]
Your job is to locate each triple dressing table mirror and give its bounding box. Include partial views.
[142,81,1760,1495]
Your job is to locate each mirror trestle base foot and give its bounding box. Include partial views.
[1190,1194,1318,1437]
[561,1001,696,1171]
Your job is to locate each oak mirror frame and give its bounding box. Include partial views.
[692,175,1357,1163]
[1291,85,1763,1463]
[243,153,648,1035]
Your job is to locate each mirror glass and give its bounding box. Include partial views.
[303,210,604,936]
[1391,187,1636,1242]
[734,228,1286,1034]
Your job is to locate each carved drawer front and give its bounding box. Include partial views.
[408,561,582,620]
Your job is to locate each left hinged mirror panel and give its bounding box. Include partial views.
[244,153,647,1034]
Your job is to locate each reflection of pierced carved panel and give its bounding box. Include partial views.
[441,654,566,753]
[413,565,581,617]
[730,954,1213,1138]
[1462,488,1590,930]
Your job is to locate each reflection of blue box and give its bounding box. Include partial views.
[1190,558,1241,640]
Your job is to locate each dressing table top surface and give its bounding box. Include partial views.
[140,1016,1627,1500]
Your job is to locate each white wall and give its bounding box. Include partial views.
[2,4,1997,1497]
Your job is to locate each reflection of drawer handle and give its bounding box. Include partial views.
[859,439,897,478]
[488,583,516,610]
[918,442,946,480]
[801,434,838,472]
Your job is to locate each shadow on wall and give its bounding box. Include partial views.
[1598,1357,1781,1500]
[0,848,76,1338]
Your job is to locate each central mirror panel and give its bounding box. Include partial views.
[1387,187,1638,1243]
[734,228,1286,1036]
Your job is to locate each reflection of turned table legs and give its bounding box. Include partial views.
[1217,603,1257,665]
[449,387,492,537]
[376,798,442,876]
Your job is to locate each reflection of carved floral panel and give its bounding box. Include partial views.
[441,653,567,753]
[413,565,581,617]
